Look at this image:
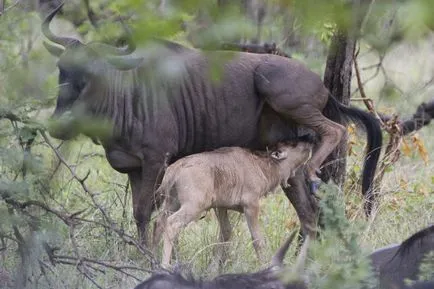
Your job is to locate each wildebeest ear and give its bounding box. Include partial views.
[43,41,65,57]
[271,150,287,160]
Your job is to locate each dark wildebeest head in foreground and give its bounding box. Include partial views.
[42,3,382,245]
[135,231,308,289]
[153,140,313,265]
[41,5,140,141]
[369,225,434,289]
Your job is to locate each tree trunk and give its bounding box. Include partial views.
[241,0,266,43]
[321,0,372,186]
[217,0,230,6]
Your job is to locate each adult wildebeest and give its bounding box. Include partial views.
[153,141,312,265]
[369,225,434,289]
[41,4,382,245]
[135,231,308,289]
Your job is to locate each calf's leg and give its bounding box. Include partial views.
[244,204,265,262]
[215,208,232,266]
[152,193,180,255]
[162,205,202,266]
[216,208,232,244]
[152,210,168,255]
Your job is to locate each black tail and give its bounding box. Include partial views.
[324,96,383,216]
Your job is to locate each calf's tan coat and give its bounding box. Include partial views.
[153,141,312,265]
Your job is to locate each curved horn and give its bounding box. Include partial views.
[88,41,135,56]
[43,41,65,57]
[42,3,81,48]
[292,235,310,275]
[271,230,298,268]
[88,20,136,56]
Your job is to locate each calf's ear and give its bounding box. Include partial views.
[271,150,287,160]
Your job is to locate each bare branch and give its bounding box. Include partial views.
[83,0,98,28]
[353,47,385,126]
[398,98,434,135]
[73,216,156,264]
[40,131,111,222]
[0,0,20,16]
[51,255,144,281]
[0,192,73,225]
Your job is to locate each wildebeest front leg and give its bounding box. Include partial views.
[129,167,162,246]
[283,169,319,240]
[268,103,345,192]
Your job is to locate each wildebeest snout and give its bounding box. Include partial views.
[48,111,79,140]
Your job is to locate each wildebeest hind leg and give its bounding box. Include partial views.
[283,169,319,240]
[267,102,345,191]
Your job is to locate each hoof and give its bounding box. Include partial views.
[309,179,322,195]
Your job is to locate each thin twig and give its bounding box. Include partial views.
[73,217,156,264]
[40,131,111,222]
[353,46,385,126]
[52,255,143,281]
[0,0,20,16]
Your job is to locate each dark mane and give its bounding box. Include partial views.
[151,37,192,53]
[211,146,272,160]
[396,225,434,258]
[134,270,203,289]
[209,269,282,289]
[210,134,315,160]
[135,268,304,289]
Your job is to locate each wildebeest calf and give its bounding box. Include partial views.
[153,141,312,265]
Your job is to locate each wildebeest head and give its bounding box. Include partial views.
[42,3,138,140]
[134,231,309,289]
[369,225,434,289]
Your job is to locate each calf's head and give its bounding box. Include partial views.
[270,141,312,187]
[42,4,138,140]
